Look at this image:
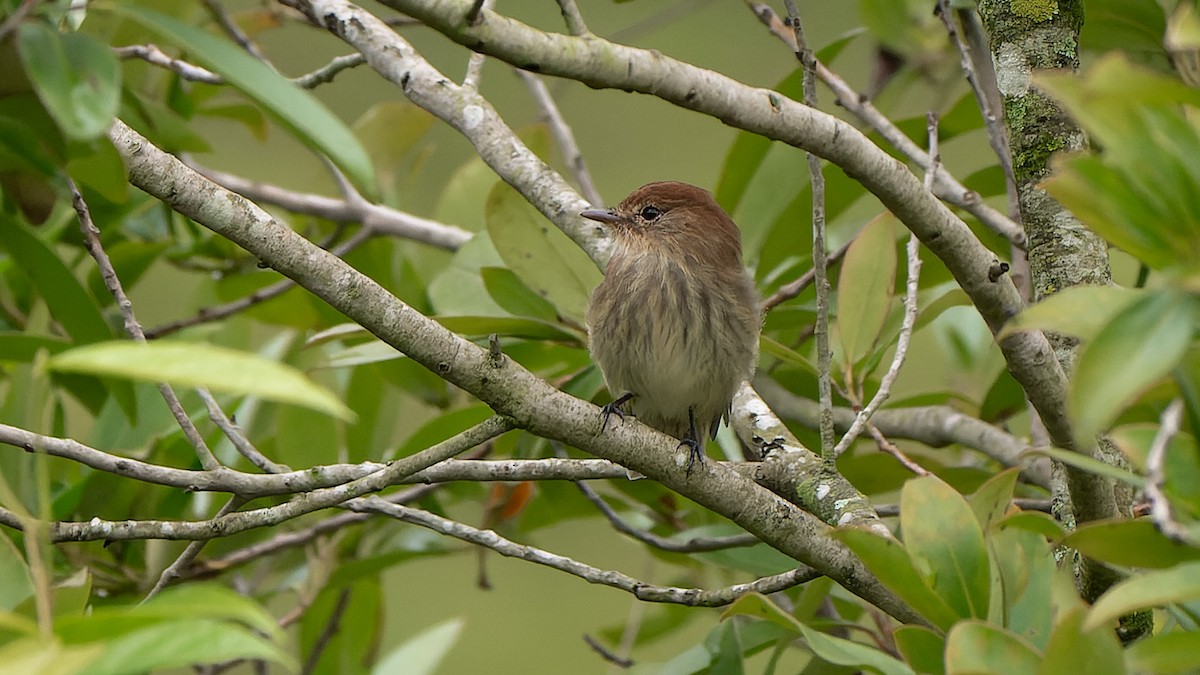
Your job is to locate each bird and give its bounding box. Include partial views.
[582,181,761,473]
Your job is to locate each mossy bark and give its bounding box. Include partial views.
[979,2,1139,627]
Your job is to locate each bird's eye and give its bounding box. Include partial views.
[639,206,662,221]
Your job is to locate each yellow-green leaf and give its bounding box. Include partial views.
[47,341,353,421]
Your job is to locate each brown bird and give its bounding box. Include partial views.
[583,181,761,473]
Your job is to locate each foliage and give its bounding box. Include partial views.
[1,0,1200,672]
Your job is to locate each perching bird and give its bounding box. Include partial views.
[583,181,761,473]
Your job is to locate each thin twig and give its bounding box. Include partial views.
[867,424,930,476]
[39,417,514,543]
[518,71,604,207]
[199,389,290,473]
[557,0,589,36]
[117,45,366,89]
[747,2,1026,248]
[115,45,223,83]
[144,226,375,339]
[143,496,246,601]
[201,0,270,63]
[356,497,821,606]
[831,115,930,457]
[180,485,438,579]
[292,53,367,88]
[583,634,633,668]
[462,0,495,88]
[187,162,470,249]
[556,444,759,552]
[1146,399,1192,543]
[936,2,1015,196]
[762,238,852,312]
[301,588,352,675]
[783,2,835,459]
[70,181,222,471]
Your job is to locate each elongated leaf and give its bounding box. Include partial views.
[759,334,817,374]
[724,594,914,675]
[838,212,897,365]
[485,183,601,326]
[481,266,559,322]
[47,341,353,421]
[722,592,802,632]
[1064,519,1200,568]
[944,621,1040,675]
[371,618,464,675]
[17,24,119,142]
[990,527,1055,649]
[1126,631,1200,674]
[1085,561,1200,630]
[968,468,1019,530]
[1033,447,1145,488]
[894,626,945,675]
[0,333,71,362]
[115,6,375,195]
[83,621,291,675]
[902,476,990,620]
[0,217,112,344]
[1070,291,1199,443]
[834,529,961,631]
[435,315,577,342]
[998,285,1143,342]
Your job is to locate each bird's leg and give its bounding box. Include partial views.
[600,392,635,433]
[679,407,704,476]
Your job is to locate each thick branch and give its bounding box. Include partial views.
[109,119,923,624]
[370,0,1081,460]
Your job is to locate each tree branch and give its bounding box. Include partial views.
[109,118,924,624]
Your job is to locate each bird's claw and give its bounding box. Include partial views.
[599,392,634,433]
[679,437,703,476]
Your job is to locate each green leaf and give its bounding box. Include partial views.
[83,620,291,674]
[0,217,113,344]
[901,476,990,620]
[481,266,559,322]
[989,527,1055,649]
[0,637,104,675]
[893,626,945,675]
[0,533,33,612]
[67,136,128,204]
[759,334,817,374]
[1063,519,1200,569]
[485,183,601,326]
[997,510,1066,540]
[435,315,578,341]
[838,212,897,365]
[944,621,1040,675]
[1126,631,1200,674]
[1084,561,1200,630]
[722,592,802,633]
[802,621,914,675]
[66,583,283,641]
[0,333,71,362]
[834,529,961,631]
[371,617,464,675]
[17,24,120,142]
[427,233,507,316]
[1033,447,1145,488]
[998,285,1143,342]
[115,6,376,196]
[47,341,354,421]
[1070,291,1199,443]
[968,468,1019,530]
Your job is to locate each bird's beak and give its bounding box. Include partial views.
[581,208,622,225]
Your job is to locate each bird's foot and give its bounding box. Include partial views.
[678,437,703,476]
[600,392,634,433]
